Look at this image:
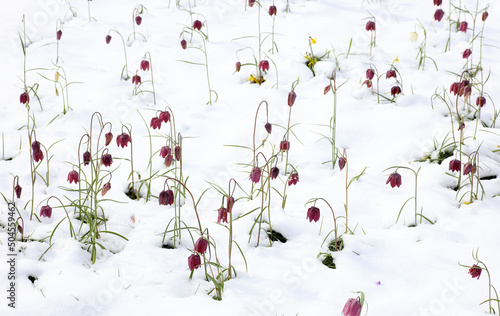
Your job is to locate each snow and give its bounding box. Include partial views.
[1,0,500,315]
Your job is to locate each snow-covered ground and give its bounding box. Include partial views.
[1,0,500,315]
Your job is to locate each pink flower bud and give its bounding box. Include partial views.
[102,182,111,196]
[235,61,241,72]
[135,16,142,25]
[342,297,362,316]
[83,151,91,166]
[105,132,113,146]
[181,39,187,50]
[288,91,297,106]
[14,184,22,199]
[57,30,62,41]
[366,68,375,80]
[20,92,29,104]
[265,122,272,134]
[105,35,112,44]
[462,49,472,59]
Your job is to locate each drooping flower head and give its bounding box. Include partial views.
[306,206,320,222]
[20,92,29,104]
[391,86,402,97]
[482,11,489,22]
[469,264,481,279]
[342,297,362,316]
[365,21,375,31]
[433,0,442,6]
[463,162,475,176]
[174,146,181,161]
[159,189,174,206]
[116,133,131,148]
[270,167,279,180]
[159,111,171,123]
[140,60,150,71]
[434,9,444,22]
[188,254,201,271]
[193,20,202,30]
[235,61,242,72]
[386,172,402,188]
[160,146,171,158]
[462,49,472,59]
[449,159,461,172]
[57,30,62,40]
[288,90,297,107]
[280,140,290,151]
[459,21,468,32]
[476,96,486,108]
[132,74,141,85]
[248,0,256,7]
[265,122,272,134]
[164,153,173,167]
[102,182,111,196]
[269,5,277,16]
[135,15,142,25]
[194,237,208,254]
[104,132,113,146]
[14,184,22,199]
[366,68,375,80]
[40,205,52,218]
[32,141,44,163]
[338,157,347,171]
[105,34,112,44]
[386,69,397,79]
[288,172,299,186]
[83,151,91,166]
[181,39,187,49]
[259,60,269,72]
[227,196,235,214]
[217,207,228,224]
[101,153,113,167]
[67,170,79,184]
[250,167,262,183]
[150,117,161,130]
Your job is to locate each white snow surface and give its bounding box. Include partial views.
[1,0,500,315]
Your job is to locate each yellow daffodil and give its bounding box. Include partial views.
[393,56,400,63]
[310,37,317,45]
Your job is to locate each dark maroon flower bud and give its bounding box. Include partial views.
[338,157,346,170]
[235,61,241,72]
[462,49,472,59]
[132,75,141,85]
[476,96,486,107]
[463,162,475,175]
[164,153,173,167]
[386,172,402,188]
[248,0,255,7]
[105,34,112,44]
[288,91,297,106]
[342,297,362,316]
[160,146,171,158]
[83,151,91,166]
[270,166,279,180]
[459,21,468,32]
[386,69,397,79]
[188,253,201,271]
[67,170,79,184]
[280,140,290,151]
[366,68,375,80]
[135,15,142,25]
[362,80,372,88]
[269,5,277,16]
[217,207,228,223]
[150,117,161,130]
[40,205,52,218]
[306,206,320,222]
[194,237,208,254]
[20,92,29,104]
[193,20,202,30]
[250,167,262,183]
[104,132,113,146]
[288,172,299,186]
[482,11,488,22]
[469,264,482,279]
[391,86,401,97]
[32,141,44,163]
[181,39,187,50]
[449,159,461,172]
[102,182,111,196]
[101,153,113,167]
[433,0,442,6]
[116,133,131,148]
[365,21,375,31]
[259,60,269,72]
[174,145,181,161]
[265,122,272,134]
[159,189,174,206]
[14,184,22,199]
[227,196,235,213]
[140,60,150,71]
[434,9,444,22]
[159,111,171,123]
[57,30,62,41]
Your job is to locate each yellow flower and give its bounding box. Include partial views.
[55,72,60,82]
[393,56,400,63]
[248,74,265,84]
[309,37,317,45]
